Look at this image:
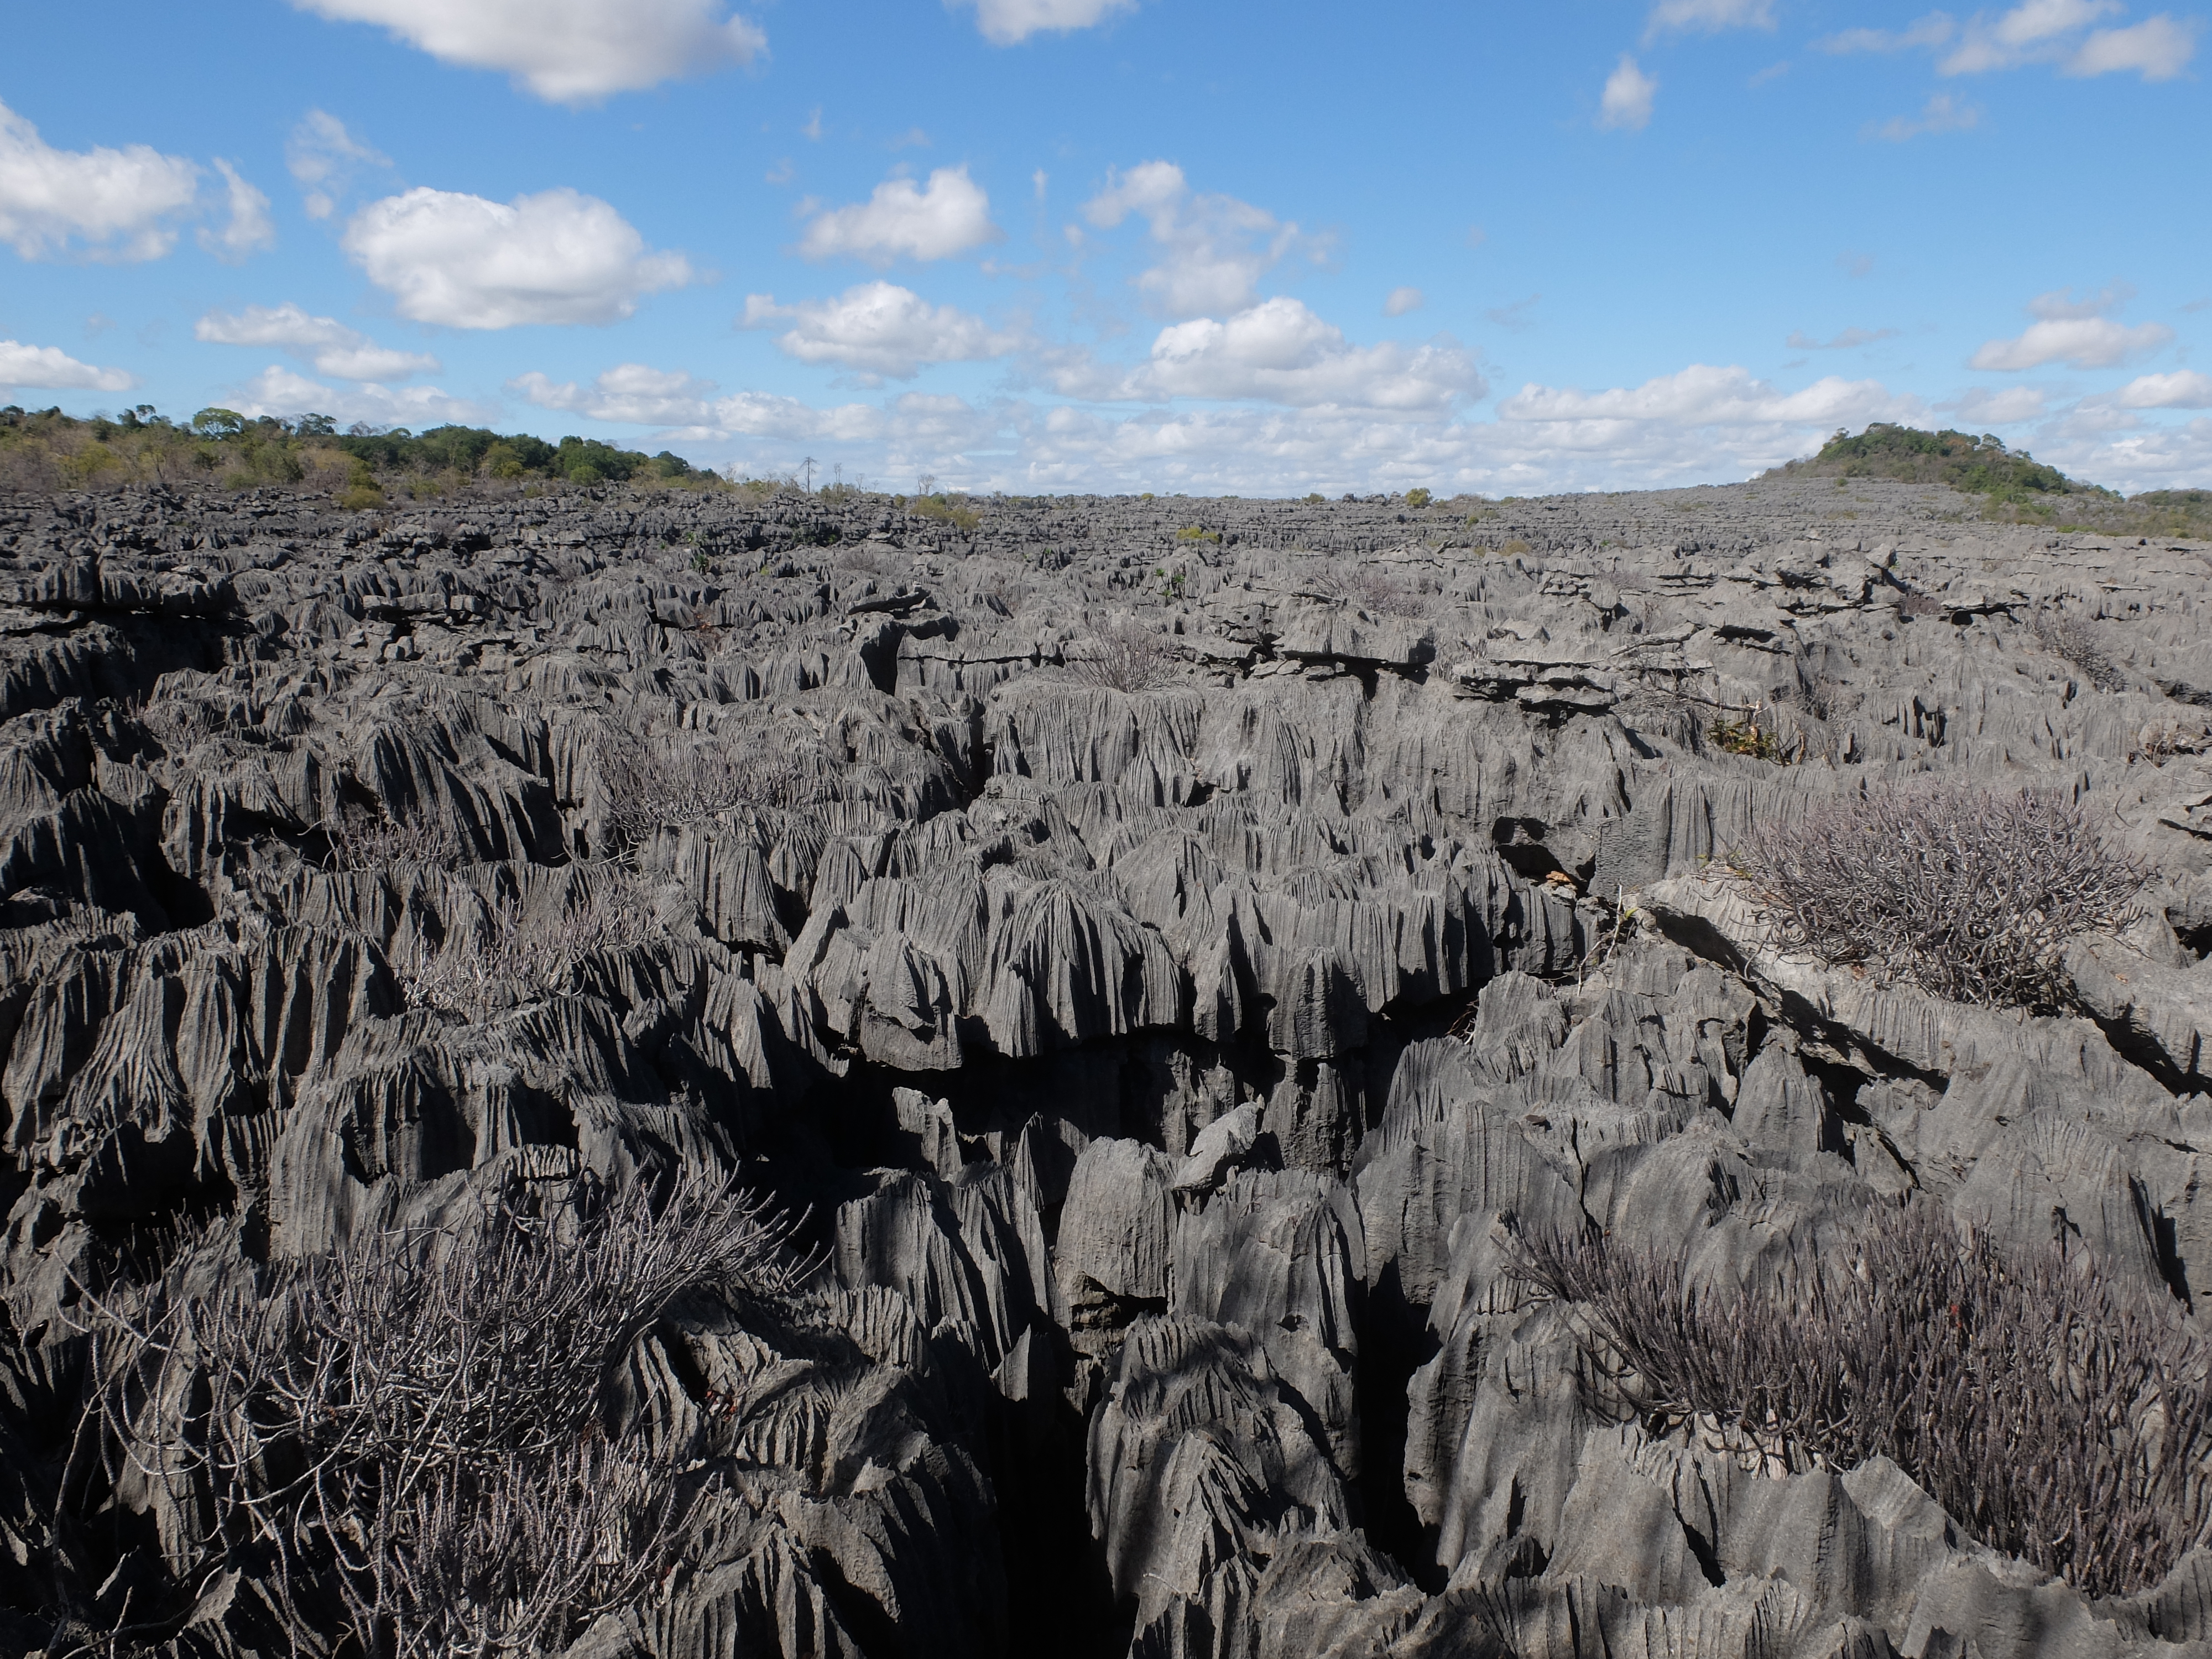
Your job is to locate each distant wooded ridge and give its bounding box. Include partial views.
[1766,422,2209,537]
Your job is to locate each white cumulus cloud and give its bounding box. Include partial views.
[0,340,135,392]
[1599,57,1659,131]
[1645,0,1774,39]
[2065,14,2199,76]
[1499,363,1914,428]
[0,99,204,262]
[285,0,766,103]
[1051,296,1484,414]
[196,302,440,380]
[229,365,498,429]
[1384,286,1425,317]
[1081,161,1307,318]
[955,0,1136,45]
[342,187,696,328]
[1970,286,2174,368]
[1969,317,2173,369]
[740,282,1018,380]
[511,363,721,425]
[1940,0,2120,71]
[1947,385,2051,423]
[2112,369,2212,408]
[197,160,276,262]
[797,167,1000,265]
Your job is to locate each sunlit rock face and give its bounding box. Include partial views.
[1,475,2209,1658]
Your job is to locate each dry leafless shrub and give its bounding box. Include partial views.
[1510,1203,2210,1599]
[1068,624,1177,693]
[593,723,807,849]
[2132,714,2210,766]
[1727,784,2143,1010]
[1328,564,1431,619]
[2032,604,2125,692]
[324,803,467,873]
[404,887,667,1019]
[71,1171,807,1657]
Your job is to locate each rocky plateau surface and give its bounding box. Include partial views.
[0,474,2210,1657]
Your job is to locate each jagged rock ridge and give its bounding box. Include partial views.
[0,473,2208,1656]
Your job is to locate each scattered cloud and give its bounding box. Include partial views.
[1945,384,2050,422]
[196,302,440,380]
[2111,369,2212,408]
[2065,14,2200,77]
[1749,60,1792,84]
[739,281,1018,380]
[954,0,1138,46]
[1787,326,1901,349]
[1838,250,1876,278]
[889,127,932,150]
[0,98,204,262]
[602,357,1954,497]
[342,186,696,328]
[1081,161,1310,317]
[1047,297,1484,414]
[765,158,794,185]
[1645,0,1774,40]
[0,338,135,392]
[1970,317,2173,369]
[1486,295,1541,332]
[1599,56,1658,131]
[1816,13,1957,53]
[286,110,389,220]
[512,362,721,425]
[1815,1,2197,81]
[1940,0,2122,71]
[1866,93,1983,139]
[1384,286,1424,317]
[799,166,1000,265]
[1970,285,2173,368]
[1496,362,1914,429]
[284,0,766,103]
[198,160,275,262]
[229,363,497,428]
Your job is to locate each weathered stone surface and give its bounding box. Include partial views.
[0,477,2206,1657]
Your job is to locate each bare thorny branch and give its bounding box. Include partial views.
[69,1170,809,1657]
[1507,1203,2211,1599]
[1726,783,2145,1011]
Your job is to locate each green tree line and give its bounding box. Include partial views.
[0,403,712,504]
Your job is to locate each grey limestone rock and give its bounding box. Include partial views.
[0,477,2206,1656]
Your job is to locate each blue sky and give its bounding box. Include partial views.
[2,0,2205,495]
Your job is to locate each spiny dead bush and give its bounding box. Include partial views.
[324,802,467,873]
[1726,784,2143,1010]
[593,723,807,849]
[1068,624,1177,693]
[73,1171,807,1657]
[1510,1203,2210,1599]
[404,886,667,1019]
[2032,603,2125,692]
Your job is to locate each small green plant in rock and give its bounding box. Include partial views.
[1707,713,1791,763]
[1405,487,1432,509]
